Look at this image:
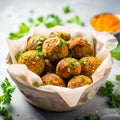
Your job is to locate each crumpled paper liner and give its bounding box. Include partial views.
[7,25,117,109]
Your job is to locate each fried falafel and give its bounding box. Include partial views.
[41,73,65,87]
[56,57,81,79]
[26,35,46,50]
[80,56,101,76]
[42,37,68,61]
[18,50,45,75]
[49,31,71,41]
[69,38,92,59]
[67,75,92,89]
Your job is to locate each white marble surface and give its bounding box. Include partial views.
[0,0,120,120]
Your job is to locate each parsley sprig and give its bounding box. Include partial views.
[67,16,84,26]
[0,77,16,120]
[99,74,120,108]
[9,23,30,40]
[111,43,120,60]
[63,5,70,14]
[76,114,100,120]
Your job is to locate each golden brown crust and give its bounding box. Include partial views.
[26,35,46,50]
[67,75,92,89]
[49,32,71,41]
[56,58,81,79]
[42,73,65,87]
[69,38,92,59]
[18,50,45,75]
[80,56,101,76]
[42,37,69,61]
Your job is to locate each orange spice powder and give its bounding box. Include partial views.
[90,13,120,33]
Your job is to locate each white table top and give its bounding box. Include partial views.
[0,0,120,120]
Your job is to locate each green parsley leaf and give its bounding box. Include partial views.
[15,50,24,62]
[28,17,34,23]
[0,106,13,120]
[9,23,30,40]
[67,67,71,73]
[115,74,120,81]
[33,81,40,87]
[107,94,120,108]
[44,14,62,28]
[99,74,120,108]
[111,43,120,60]
[63,5,70,14]
[0,77,16,120]
[37,16,44,22]
[56,40,64,47]
[79,60,85,65]
[0,78,16,104]
[67,16,84,26]
[76,114,100,120]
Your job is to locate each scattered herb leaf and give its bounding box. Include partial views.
[0,107,13,120]
[15,50,24,62]
[76,114,100,120]
[44,14,62,28]
[33,81,40,87]
[9,23,30,40]
[67,16,84,26]
[0,77,16,120]
[67,67,71,73]
[56,40,64,47]
[99,74,120,108]
[63,5,70,14]
[111,43,120,60]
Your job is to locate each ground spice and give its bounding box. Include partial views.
[90,13,120,33]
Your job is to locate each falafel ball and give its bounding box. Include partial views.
[69,38,92,59]
[56,58,81,79]
[18,50,45,75]
[44,59,55,73]
[80,56,101,76]
[26,35,46,50]
[49,31,71,41]
[67,75,93,89]
[42,37,69,61]
[41,73,65,87]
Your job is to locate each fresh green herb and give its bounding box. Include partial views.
[63,5,70,14]
[33,81,40,87]
[28,17,34,24]
[53,51,59,57]
[37,38,43,45]
[37,16,44,22]
[9,23,30,40]
[15,50,24,62]
[76,114,100,120]
[111,43,120,60]
[36,46,44,58]
[70,59,79,69]
[67,67,71,73]
[80,75,83,80]
[67,16,84,26]
[115,74,120,81]
[56,40,64,47]
[66,41,70,47]
[99,74,120,108]
[79,60,85,65]
[0,77,16,120]
[44,14,62,28]
[72,82,76,86]
[0,107,13,120]
[0,78,16,104]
